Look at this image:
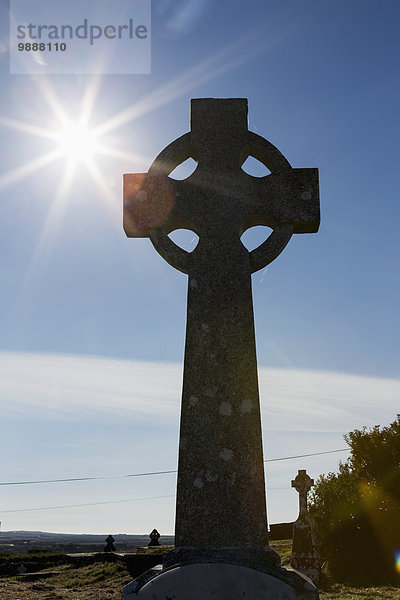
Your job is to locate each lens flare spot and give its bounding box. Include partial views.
[123,171,174,236]
[394,549,400,574]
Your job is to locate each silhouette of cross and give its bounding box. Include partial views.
[292,469,314,515]
[123,99,319,554]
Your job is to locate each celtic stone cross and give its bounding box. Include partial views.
[123,99,319,570]
[292,469,314,516]
[291,470,321,584]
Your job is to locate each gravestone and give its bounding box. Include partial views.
[104,535,116,552]
[148,529,161,547]
[122,98,320,599]
[291,470,321,584]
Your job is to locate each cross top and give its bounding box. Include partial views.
[292,469,314,495]
[292,470,314,516]
[124,98,319,275]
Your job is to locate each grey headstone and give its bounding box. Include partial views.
[291,470,321,583]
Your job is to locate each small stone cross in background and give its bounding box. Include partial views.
[104,534,116,552]
[292,469,314,515]
[148,529,160,547]
[291,470,321,584]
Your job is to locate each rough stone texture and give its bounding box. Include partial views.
[123,98,320,598]
[122,563,317,600]
[162,545,281,572]
[291,470,321,584]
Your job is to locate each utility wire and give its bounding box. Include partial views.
[0,470,177,487]
[264,448,349,462]
[0,448,348,487]
[0,487,295,514]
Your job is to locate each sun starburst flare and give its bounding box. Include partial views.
[0,24,280,316]
[55,119,99,161]
[0,74,147,328]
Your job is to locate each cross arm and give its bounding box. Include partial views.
[123,172,197,238]
[243,168,320,234]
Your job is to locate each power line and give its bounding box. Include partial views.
[0,448,349,487]
[265,448,348,462]
[0,449,349,514]
[0,487,294,514]
[0,470,177,487]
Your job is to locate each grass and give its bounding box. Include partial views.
[47,561,129,589]
[270,539,292,563]
[319,584,400,599]
[125,545,173,554]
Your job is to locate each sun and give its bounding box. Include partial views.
[0,72,151,211]
[54,119,99,161]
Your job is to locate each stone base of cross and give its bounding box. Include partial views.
[122,98,320,599]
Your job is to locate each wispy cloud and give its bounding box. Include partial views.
[258,368,399,432]
[0,352,181,421]
[0,352,398,432]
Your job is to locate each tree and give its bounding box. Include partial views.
[309,415,400,585]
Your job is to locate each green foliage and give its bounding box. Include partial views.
[309,415,400,585]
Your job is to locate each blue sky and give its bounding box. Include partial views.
[0,0,399,535]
